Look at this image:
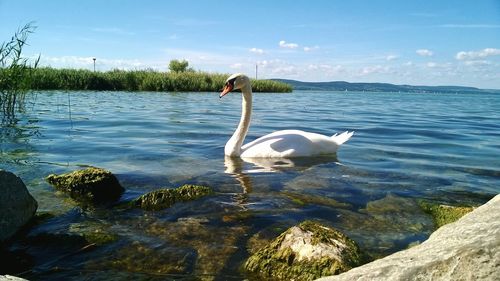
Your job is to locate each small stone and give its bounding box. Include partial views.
[46,167,124,203]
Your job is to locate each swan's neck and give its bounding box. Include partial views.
[225,84,252,157]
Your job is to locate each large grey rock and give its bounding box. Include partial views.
[316,194,500,281]
[0,170,38,241]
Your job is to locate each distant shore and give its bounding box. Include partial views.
[273,78,500,94]
[4,67,292,93]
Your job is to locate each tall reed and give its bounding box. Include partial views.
[0,22,40,120]
[27,68,293,93]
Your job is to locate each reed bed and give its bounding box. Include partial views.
[22,67,292,93]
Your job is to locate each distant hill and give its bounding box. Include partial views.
[272,79,498,94]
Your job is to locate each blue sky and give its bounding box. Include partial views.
[1,0,499,88]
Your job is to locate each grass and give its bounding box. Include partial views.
[22,67,293,93]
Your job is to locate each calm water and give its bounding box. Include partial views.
[2,90,499,280]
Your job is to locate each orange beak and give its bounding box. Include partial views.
[220,83,233,98]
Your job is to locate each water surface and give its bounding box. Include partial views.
[1,90,499,280]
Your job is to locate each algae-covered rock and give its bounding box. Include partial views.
[245,220,362,281]
[0,170,38,242]
[46,167,124,203]
[133,184,213,211]
[417,200,474,228]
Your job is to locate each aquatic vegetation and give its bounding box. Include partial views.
[46,167,124,203]
[145,217,248,278]
[25,67,292,92]
[417,200,474,229]
[0,22,40,121]
[282,191,351,209]
[245,220,363,281]
[133,184,214,211]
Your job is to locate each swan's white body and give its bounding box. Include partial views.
[220,73,353,158]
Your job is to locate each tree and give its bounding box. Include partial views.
[168,59,193,72]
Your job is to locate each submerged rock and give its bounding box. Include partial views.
[316,194,500,281]
[46,167,124,203]
[245,220,363,281]
[133,184,213,211]
[417,199,474,228]
[0,170,38,241]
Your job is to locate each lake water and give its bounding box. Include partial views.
[2,90,499,280]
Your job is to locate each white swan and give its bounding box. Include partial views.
[220,73,353,158]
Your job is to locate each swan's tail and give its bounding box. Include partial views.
[331,131,354,145]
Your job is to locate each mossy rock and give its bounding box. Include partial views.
[133,184,213,211]
[245,220,363,281]
[417,200,474,229]
[46,167,124,203]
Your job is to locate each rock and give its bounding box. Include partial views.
[46,167,124,203]
[316,194,500,281]
[0,275,29,281]
[282,191,351,209]
[417,199,474,228]
[133,184,213,211]
[0,170,38,241]
[245,220,363,281]
[87,215,248,278]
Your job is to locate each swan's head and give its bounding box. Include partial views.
[220,73,250,98]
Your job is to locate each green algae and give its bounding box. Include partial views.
[244,220,362,281]
[46,167,124,203]
[282,191,351,209]
[417,200,474,229]
[146,216,248,279]
[133,184,214,211]
[92,240,189,275]
[68,222,118,246]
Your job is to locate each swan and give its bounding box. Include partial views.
[220,73,353,158]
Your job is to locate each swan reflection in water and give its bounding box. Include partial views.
[223,155,340,194]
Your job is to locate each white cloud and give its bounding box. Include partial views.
[456,48,500,60]
[249,47,264,54]
[40,55,146,70]
[360,65,390,75]
[279,40,299,49]
[426,62,437,68]
[386,55,399,61]
[303,46,319,52]
[257,59,299,76]
[230,63,243,69]
[308,64,344,75]
[416,49,434,57]
[464,60,491,66]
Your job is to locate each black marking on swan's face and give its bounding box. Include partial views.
[226,77,237,88]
